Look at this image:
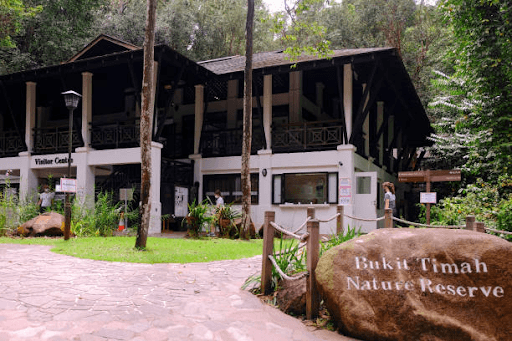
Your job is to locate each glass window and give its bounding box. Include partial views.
[356,176,371,194]
[203,173,259,204]
[273,172,338,204]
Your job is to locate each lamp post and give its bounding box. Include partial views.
[61,90,81,240]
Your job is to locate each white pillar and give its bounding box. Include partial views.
[194,84,204,155]
[149,141,162,234]
[337,144,356,231]
[18,153,38,202]
[263,74,272,150]
[81,72,93,148]
[289,71,302,123]
[227,79,238,129]
[257,149,272,215]
[190,153,203,202]
[343,64,353,141]
[75,150,95,210]
[25,82,36,153]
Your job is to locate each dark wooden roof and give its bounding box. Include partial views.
[66,34,139,63]
[198,47,392,75]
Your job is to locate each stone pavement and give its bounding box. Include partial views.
[0,244,361,341]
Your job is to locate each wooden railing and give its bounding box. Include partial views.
[33,126,82,154]
[90,122,139,150]
[272,120,345,153]
[0,131,25,157]
[200,128,264,157]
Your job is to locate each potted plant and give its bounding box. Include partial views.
[214,204,241,238]
[182,200,212,237]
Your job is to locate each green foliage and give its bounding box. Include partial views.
[182,199,213,237]
[319,225,362,257]
[496,196,512,237]
[213,203,242,238]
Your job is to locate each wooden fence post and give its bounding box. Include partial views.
[307,206,315,220]
[465,215,475,231]
[306,218,320,320]
[261,211,275,295]
[475,222,485,233]
[384,208,393,228]
[337,205,344,235]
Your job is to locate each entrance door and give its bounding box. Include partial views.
[353,172,377,233]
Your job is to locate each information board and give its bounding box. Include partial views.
[60,178,77,193]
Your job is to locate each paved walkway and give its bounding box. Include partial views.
[0,244,360,341]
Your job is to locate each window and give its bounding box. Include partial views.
[273,172,338,204]
[203,173,259,204]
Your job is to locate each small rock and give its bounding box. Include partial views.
[276,277,306,315]
[18,212,65,237]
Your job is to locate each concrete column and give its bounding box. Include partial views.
[227,79,238,129]
[257,149,272,215]
[81,72,93,148]
[337,144,356,231]
[75,150,95,210]
[263,75,272,149]
[343,64,353,141]
[149,141,163,234]
[25,82,36,153]
[194,84,204,155]
[289,71,302,123]
[18,153,38,202]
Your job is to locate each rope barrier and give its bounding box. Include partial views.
[268,255,308,281]
[271,221,310,242]
[344,214,385,222]
[485,227,512,235]
[291,216,311,234]
[317,213,341,223]
[392,216,465,229]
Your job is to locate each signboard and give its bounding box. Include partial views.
[399,170,461,183]
[339,177,352,206]
[420,192,437,204]
[119,188,134,201]
[174,186,189,217]
[59,178,77,193]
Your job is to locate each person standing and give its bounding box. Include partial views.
[382,182,396,217]
[37,184,55,214]
[214,189,224,207]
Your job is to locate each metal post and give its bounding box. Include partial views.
[465,215,475,231]
[337,205,344,235]
[261,211,275,295]
[64,107,73,240]
[306,218,320,320]
[384,208,393,228]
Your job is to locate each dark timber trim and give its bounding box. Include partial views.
[0,80,27,151]
[336,65,348,143]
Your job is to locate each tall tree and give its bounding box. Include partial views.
[135,0,157,249]
[241,0,254,239]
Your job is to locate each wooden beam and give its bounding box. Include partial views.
[414,149,426,171]
[375,97,397,142]
[350,74,384,145]
[197,85,210,154]
[153,63,185,141]
[152,51,164,140]
[336,65,348,143]
[253,77,267,149]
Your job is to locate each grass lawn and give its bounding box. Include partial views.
[0,236,264,264]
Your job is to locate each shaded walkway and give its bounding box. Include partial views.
[0,244,358,341]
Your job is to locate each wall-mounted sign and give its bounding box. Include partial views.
[60,178,77,193]
[420,192,437,204]
[339,177,352,206]
[32,154,74,169]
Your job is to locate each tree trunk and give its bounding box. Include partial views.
[241,0,254,240]
[135,0,157,249]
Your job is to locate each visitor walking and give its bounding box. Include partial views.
[37,184,54,214]
[382,182,396,217]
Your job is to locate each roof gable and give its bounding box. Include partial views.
[65,34,139,63]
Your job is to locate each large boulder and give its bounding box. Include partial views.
[18,212,65,237]
[276,277,307,315]
[315,228,512,341]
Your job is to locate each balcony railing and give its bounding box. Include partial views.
[272,120,345,153]
[90,122,139,150]
[33,126,82,154]
[200,128,264,157]
[0,131,25,157]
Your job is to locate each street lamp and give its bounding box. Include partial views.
[61,90,81,240]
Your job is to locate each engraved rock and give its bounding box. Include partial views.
[315,228,512,341]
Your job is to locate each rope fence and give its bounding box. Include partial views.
[268,255,309,281]
[392,216,465,229]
